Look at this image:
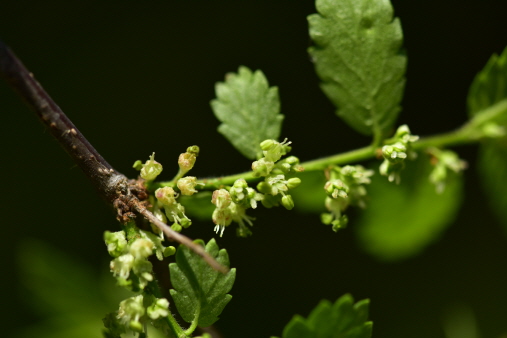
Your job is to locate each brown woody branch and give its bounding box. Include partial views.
[0,40,226,273]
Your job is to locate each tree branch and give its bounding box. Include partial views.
[0,40,226,273]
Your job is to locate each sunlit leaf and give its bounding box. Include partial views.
[308,0,406,139]
[211,66,284,159]
[169,239,236,328]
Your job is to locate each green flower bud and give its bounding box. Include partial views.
[104,230,127,257]
[155,187,177,207]
[286,177,301,189]
[180,217,192,228]
[129,238,154,259]
[140,153,163,181]
[186,145,200,156]
[281,195,294,210]
[394,124,419,144]
[178,152,197,172]
[132,160,143,171]
[163,246,176,257]
[177,176,199,196]
[212,189,232,209]
[129,320,143,332]
[147,298,169,320]
[171,223,182,232]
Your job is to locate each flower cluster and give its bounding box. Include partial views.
[105,227,174,290]
[428,148,467,193]
[210,139,302,237]
[104,294,170,336]
[252,139,303,209]
[211,186,260,237]
[379,124,419,183]
[321,165,374,231]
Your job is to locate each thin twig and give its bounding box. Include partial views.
[137,204,228,273]
[0,39,227,273]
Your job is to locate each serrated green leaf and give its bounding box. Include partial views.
[281,294,372,338]
[468,47,507,236]
[169,239,236,328]
[467,46,507,116]
[356,154,463,261]
[308,0,406,139]
[211,66,284,159]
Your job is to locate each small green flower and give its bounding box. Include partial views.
[177,176,200,196]
[104,231,127,257]
[147,298,170,320]
[212,189,232,209]
[252,158,275,177]
[260,138,292,162]
[117,295,145,332]
[178,152,197,173]
[140,153,163,181]
[110,253,135,280]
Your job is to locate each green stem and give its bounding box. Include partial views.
[165,312,185,338]
[184,305,200,336]
[151,100,507,191]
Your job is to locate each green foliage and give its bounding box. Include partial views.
[178,191,215,221]
[467,46,507,116]
[356,154,463,261]
[308,0,406,141]
[15,239,143,338]
[468,47,507,234]
[291,171,328,213]
[278,294,372,338]
[478,139,507,234]
[169,239,236,328]
[211,66,284,159]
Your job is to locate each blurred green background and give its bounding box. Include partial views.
[1,1,507,337]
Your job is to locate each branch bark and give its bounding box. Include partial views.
[0,40,226,273]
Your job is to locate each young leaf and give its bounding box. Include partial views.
[357,154,463,261]
[308,0,406,140]
[467,46,507,116]
[211,66,284,159]
[169,238,236,328]
[468,47,507,234]
[280,294,372,338]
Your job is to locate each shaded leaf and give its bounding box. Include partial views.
[291,171,327,214]
[211,66,284,159]
[478,139,507,235]
[356,154,463,261]
[468,47,507,234]
[467,46,507,116]
[308,0,406,139]
[178,191,215,221]
[15,239,135,338]
[281,294,372,338]
[169,239,236,328]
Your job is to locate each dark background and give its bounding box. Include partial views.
[1,1,507,337]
